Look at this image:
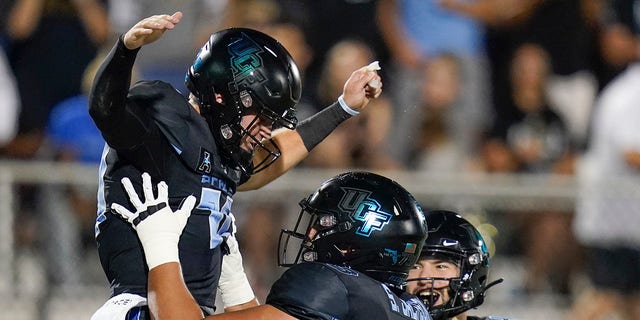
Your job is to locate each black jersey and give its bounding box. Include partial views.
[90,38,247,313]
[266,262,431,320]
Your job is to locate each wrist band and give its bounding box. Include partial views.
[297,101,353,151]
[219,247,256,308]
[338,95,360,116]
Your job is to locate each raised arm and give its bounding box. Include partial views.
[88,12,182,148]
[112,173,295,320]
[238,64,383,191]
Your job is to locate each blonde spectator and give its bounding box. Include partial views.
[408,53,484,172]
[481,43,579,297]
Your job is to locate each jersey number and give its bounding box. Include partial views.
[197,187,234,249]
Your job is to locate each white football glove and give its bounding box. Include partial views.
[111,172,196,269]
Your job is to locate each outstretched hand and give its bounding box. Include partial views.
[111,172,196,269]
[341,61,383,112]
[123,11,183,50]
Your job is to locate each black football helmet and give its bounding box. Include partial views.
[278,171,428,289]
[185,27,301,174]
[407,210,502,320]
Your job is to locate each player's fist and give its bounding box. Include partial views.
[341,61,383,112]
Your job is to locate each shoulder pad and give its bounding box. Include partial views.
[127,81,191,118]
[128,80,180,99]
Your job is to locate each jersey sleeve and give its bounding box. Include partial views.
[88,36,150,149]
[266,263,349,320]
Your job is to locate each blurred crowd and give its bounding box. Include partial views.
[2,0,640,319]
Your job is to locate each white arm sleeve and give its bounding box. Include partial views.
[218,214,256,308]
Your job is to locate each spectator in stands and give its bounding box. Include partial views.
[303,39,397,169]
[441,0,600,150]
[570,3,640,316]
[377,0,491,166]
[5,0,110,158]
[406,53,484,172]
[595,4,640,89]
[34,49,135,294]
[481,43,579,297]
[277,0,390,101]
[47,54,112,165]
[4,0,110,295]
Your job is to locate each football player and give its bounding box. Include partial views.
[89,11,382,319]
[110,171,430,320]
[406,210,505,320]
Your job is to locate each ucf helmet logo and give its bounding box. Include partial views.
[339,188,392,237]
[227,33,266,94]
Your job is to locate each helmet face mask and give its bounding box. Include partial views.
[185,28,301,174]
[406,210,499,320]
[278,171,428,290]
